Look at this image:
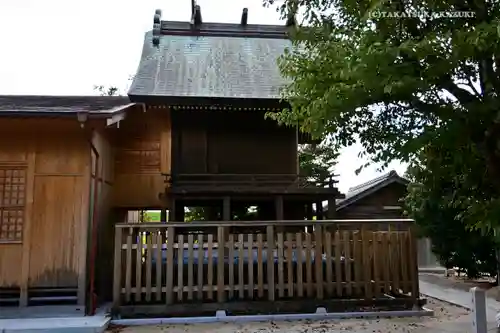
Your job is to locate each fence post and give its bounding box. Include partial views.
[166,226,175,305]
[112,226,123,308]
[217,226,226,302]
[471,287,487,333]
[409,224,420,308]
[266,225,275,301]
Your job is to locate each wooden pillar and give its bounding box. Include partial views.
[327,177,336,219]
[160,209,167,222]
[174,200,185,222]
[275,196,284,233]
[275,196,284,220]
[305,203,313,220]
[316,201,324,220]
[223,196,231,221]
[169,198,176,222]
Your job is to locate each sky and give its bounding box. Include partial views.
[0,0,406,193]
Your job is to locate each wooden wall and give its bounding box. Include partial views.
[171,110,298,175]
[109,107,171,208]
[336,182,407,219]
[0,118,90,305]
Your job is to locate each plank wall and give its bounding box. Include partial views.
[336,183,407,219]
[110,107,171,208]
[171,110,298,175]
[0,118,91,305]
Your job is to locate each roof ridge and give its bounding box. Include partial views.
[151,9,290,41]
[336,170,407,211]
[347,170,401,193]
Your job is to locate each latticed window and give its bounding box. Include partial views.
[0,166,26,242]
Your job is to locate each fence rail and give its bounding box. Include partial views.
[112,219,420,314]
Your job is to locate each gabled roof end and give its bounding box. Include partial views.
[336,170,408,211]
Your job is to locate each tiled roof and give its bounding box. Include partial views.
[335,170,408,210]
[128,28,291,100]
[345,170,400,199]
[0,96,132,114]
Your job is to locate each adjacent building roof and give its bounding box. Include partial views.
[0,95,133,116]
[335,170,409,211]
[128,17,292,104]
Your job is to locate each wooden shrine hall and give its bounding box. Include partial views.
[111,5,423,317]
[0,2,423,318]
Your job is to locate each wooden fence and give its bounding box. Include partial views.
[112,219,420,315]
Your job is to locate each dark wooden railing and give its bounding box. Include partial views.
[164,173,340,191]
[112,219,420,315]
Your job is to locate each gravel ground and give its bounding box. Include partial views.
[107,298,477,333]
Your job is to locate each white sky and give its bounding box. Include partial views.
[0,0,406,193]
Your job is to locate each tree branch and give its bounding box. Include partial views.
[439,77,480,106]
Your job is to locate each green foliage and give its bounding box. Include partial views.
[139,210,152,223]
[145,211,161,222]
[184,207,206,222]
[405,152,498,278]
[299,139,338,184]
[184,205,258,222]
[264,0,500,230]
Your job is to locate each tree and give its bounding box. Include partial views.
[94,85,120,96]
[263,0,500,230]
[139,210,153,223]
[184,207,206,222]
[404,151,497,278]
[299,138,338,185]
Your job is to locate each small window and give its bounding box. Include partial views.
[0,166,26,242]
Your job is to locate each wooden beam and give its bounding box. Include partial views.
[106,112,126,127]
[240,8,248,25]
[116,296,427,318]
[115,218,415,229]
[19,147,36,307]
[191,4,202,25]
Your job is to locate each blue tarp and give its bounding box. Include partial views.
[148,245,345,266]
